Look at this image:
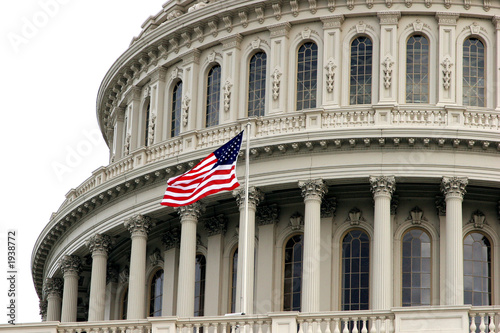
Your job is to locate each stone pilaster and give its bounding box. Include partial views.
[322,15,344,107]
[441,176,468,305]
[233,186,264,314]
[162,228,181,316]
[221,34,242,122]
[59,255,81,322]
[436,12,459,105]
[370,175,396,310]
[377,11,400,103]
[148,68,167,142]
[86,234,112,321]
[124,215,155,319]
[298,179,327,312]
[182,49,201,131]
[268,23,291,114]
[44,278,63,322]
[175,203,204,317]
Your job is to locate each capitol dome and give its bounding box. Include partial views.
[17,0,500,332]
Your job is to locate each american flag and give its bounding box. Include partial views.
[160,131,243,207]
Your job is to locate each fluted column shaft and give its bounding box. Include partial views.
[60,255,81,322]
[234,187,263,314]
[299,179,327,313]
[176,203,204,317]
[370,176,396,310]
[86,234,112,321]
[442,176,468,305]
[44,278,63,322]
[124,215,154,319]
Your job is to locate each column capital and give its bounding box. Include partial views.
[321,15,345,29]
[299,179,327,201]
[162,228,181,250]
[233,186,264,209]
[175,202,205,221]
[149,67,167,83]
[39,299,48,319]
[86,234,113,256]
[44,278,63,298]
[493,16,500,30]
[203,214,227,236]
[377,11,401,25]
[182,48,201,65]
[124,214,155,237]
[441,176,468,199]
[435,12,459,26]
[257,204,280,225]
[59,255,82,276]
[221,34,243,50]
[268,22,292,38]
[369,175,396,198]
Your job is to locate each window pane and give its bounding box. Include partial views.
[350,37,373,105]
[171,81,183,137]
[206,65,221,127]
[194,254,206,316]
[230,248,238,313]
[248,52,267,117]
[149,269,164,317]
[406,35,429,103]
[464,233,491,305]
[342,230,370,311]
[296,42,318,110]
[402,229,431,306]
[283,234,303,311]
[463,38,485,107]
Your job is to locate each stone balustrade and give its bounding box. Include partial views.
[468,307,500,333]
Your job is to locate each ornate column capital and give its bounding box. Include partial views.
[493,16,500,30]
[86,234,113,256]
[299,179,327,201]
[124,214,155,237]
[162,228,181,250]
[233,186,264,210]
[321,197,337,218]
[441,176,468,199]
[268,22,292,38]
[257,204,280,225]
[59,255,82,276]
[175,202,205,222]
[321,15,345,29]
[39,299,48,319]
[203,214,227,236]
[435,12,459,26]
[377,11,401,25]
[43,278,63,298]
[369,176,396,198]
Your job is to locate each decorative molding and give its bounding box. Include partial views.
[59,255,82,275]
[441,176,468,199]
[233,186,264,209]
[257,204,280,225]
[239,11,248,28]
[268,23,291,38]
[412,19,424,32]
[366,0,374,9]
[469,210,487,228]
[298,179,327,200]
[149,248,164,267]
[321,15,344,29]
[124,214,155,237]
[148,113,156,146]
[327,0,336,12]
[441,57,453,90]
[345,207,366,226]
[385,0,393,8]
[308,0,317,14]
[290,0,299,16]
[321,197,337,218]
[469,22,481,35]
[484,0,491,11]
[425,0,432,8]
[382,55,395,89]
[347,0,354,10]
[43,278,63,298]
[356,21,367,34]
[223,79,233,112]
[39,299,48,319]
[301,27,312,40]
[272,2,281,20]
[208,20,218,37]
[207,50,221,64]
[86,234,112,256]
[436,12,459,25]
[369,176,396,197]
[255,6,265,24]
[377,11,401,25]
[194,26,204,42]
[181,32,191,48]
[464,0,471,9]
[405,0,412,7]
[405,206,427,225]
[175,202,205,221]
[325,58,336,93]
[289,212,304,230]
[203,214,227,236]
[223,16,232,33]
[162,228,181,250]
[271,68,282,100]
[182,94,190,127]
[106,264,119,284]
[391,195,399,215]
[444,0,451,9]
[221,34,242,50]
[119,267,129,284]
[252,37,262,50]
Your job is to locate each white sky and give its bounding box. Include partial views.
[0,0,164,324]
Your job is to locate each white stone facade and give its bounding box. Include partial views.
[9,1,500,333]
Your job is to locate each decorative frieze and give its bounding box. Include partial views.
[124,214,155,237]
[345,207,365,226]
[289,212,304,230]
[203,214,227,236]
[175,202,205,221]
[59,255,82,275]
[44,278,63,298]
[299,179,327,201]
[162,228,181,250]
[321,197,337,218]
[369,176,396,197]
[257,204,280,225]
[469,210,486,228]
[441,176,468,199]
[86,234,112,256]
[233,186,264,209]
[221,34,242,51]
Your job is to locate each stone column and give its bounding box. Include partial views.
[176,202,204,317]
[268,23,291,114]
[298,179,327,313]
[162,228,181,316]
[441,176,468,305]
[124,215,155,319]
[59,255,81,322]
[436,12,459,105]
[220,34,242,122]
[105,264,119,320]
[377,11,400,104]
[86,234,112,321]
[322,15,344,108]
[111,106,125,160]
[370,176,396,310]
[44,278,63,322]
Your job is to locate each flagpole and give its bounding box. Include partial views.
[241,122,251,315]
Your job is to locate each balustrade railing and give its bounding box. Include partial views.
[57,319,151,333]
[469,308,500,333]
[298,311,394,333]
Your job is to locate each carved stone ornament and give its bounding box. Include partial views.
[171,67,181,81]
[321,197,337,218]
[325,58,336,93]
[347,0,354,10]
[405,206,427,225]
[43,278,63,298]
[356,21,366,33]
[223,79,233,112]
[272,3,281,20]
[119,267,130,284]
[207,50,217,63]
[182,94,190,127]
[413,19,423,31]
[366,0,374,9]
[149,248,164,267]
[148,113,156,145]
[187,0,208,13]
[239,11,248,28]
[405,0,412,7]
[59,255,82,275]
[290,0,299,17]
[328,0,336,12]
[203,214,227,236]
[124,214,155,236]
[299,179,327,200]
[124,133,131,155]
[39,299,48,319]
[106,264,119,284]
[425,0,432,8]
[382,55,395,89]
[435,196,446,216]
[271,68,282,100]
[167,9,183,20]
[469,210,487,228]
[470,22,481,35]
[369,176,396,197]
[233,186,264,209]
[464,0,471,9]
[391,195,399,215]
[162,227,181,250]
[441,176,468,199]
[302,27,312,39]
[86,234,113,256]
[345,207,366,226]
[289,212,304,230]
[252,37,262,50]
[175,202,205,221]
[257,204,280,225]
[444,0,451,9]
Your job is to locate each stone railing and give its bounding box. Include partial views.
[63,107,500,207]
[468,307,500,333]
[297,311,394,333]
[57,319,151,333]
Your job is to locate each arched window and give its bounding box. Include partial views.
[283,234,303,311]
[464,232,491,305]
[206,65,221,127]
[148,269,164,317]
[248,52,267,117]
[296,42,318,111]
[342,229,369,310]
[463,38,485,107]
[194,254,206,316]
[121,286,128,320]
[144,102,151,146]
[350,37,373,105]
[406,35,429,103]
[230,247,238,313]
[171,81,183,137]
[402,229,431,306]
